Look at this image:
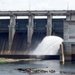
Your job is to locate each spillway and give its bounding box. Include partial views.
[29,31,46,50]
[0,32,27,55]
[0,18,64,60]
[30,36,63,55]
[11,32,27,54]
[0,32,8,54]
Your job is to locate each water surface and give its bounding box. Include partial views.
[0,60,75,75]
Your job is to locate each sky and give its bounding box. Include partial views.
[0,0,75,11]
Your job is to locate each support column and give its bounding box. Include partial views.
[60,43,65,64]
[47,15,52,36]
[27,15,34,47]
[9,15,16,51]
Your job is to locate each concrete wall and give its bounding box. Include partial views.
[64,14,75,61]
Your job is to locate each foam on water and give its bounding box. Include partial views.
[30,36,63,55]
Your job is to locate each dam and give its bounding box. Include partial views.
[0,10,75,61]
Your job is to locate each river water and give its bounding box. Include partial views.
[0,60,75,75]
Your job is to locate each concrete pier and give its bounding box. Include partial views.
[9,15,16,51]
[27,15,34,47]
[47,14,52,35]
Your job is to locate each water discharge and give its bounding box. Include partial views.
[30,36,63,55]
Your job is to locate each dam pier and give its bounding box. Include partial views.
[0,10,75,61]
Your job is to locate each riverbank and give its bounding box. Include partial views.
[0,58,41,64]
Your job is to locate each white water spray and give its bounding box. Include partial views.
[30,36,63,55]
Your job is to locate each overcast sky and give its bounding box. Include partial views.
[0,0,75,11]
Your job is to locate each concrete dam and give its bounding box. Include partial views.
[0,18,63,55]
[0,10,75,61]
